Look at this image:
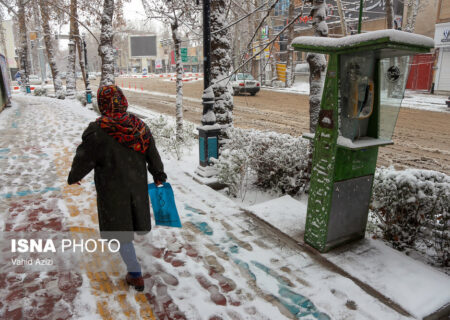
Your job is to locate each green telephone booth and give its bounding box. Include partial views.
[292,30,434,252]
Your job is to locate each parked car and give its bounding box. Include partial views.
[230,73,260,96]
[88,72,97,80]
[28,74,40,84]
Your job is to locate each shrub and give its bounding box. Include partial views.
[76,92,87,106]
[213,127,310,197]
[212,148,250,198]
[144,115,196,160]
[371,168,450,267]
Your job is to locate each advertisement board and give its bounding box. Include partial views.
[129,35,157,58]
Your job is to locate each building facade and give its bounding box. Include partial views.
[0,20,18,78]
[434,0,450,93]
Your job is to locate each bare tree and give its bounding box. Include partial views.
[39,0,65,98]
[142,0,199,143]
[306,0,328,133]
[66,0,78,98]
[211,0,234,139]
[285,0,295,87]
[385,0,394,29]
[99,0,115,86]
[75,24,86,86]
[404,0,421,33]
[17,0,30,92]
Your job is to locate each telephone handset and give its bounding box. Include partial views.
[349,77,374,119]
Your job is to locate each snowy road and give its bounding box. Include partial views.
[0,94,415,319]
[109,77,450,175]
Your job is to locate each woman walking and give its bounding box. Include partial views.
[68,85,166,291]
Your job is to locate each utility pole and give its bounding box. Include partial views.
[203,0,211,90]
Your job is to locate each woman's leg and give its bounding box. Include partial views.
[119,241,142,278]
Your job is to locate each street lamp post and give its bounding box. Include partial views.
[196,0,220,176]
[82,35,92,104]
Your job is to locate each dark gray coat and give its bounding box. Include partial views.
[68,122,166,241]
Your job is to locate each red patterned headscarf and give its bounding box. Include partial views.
[96,85,151,154]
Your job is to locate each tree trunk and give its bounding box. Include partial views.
[171,21,183,145]
[39,0,65,99]
[32,0,45,87]
[307,0,328,133]
[404,0,419,33]
[285,0,295,87]
[336,0,347,35]
[99,0,115,86]
[250,1,258,79]
[66,0,78,98]
[386,0,394,29]
[18,0,30,92]
[75,24,87,86]
[211,0,234,143]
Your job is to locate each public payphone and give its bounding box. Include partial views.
[292,30,434,252]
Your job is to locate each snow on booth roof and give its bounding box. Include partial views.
[292,29,435,52]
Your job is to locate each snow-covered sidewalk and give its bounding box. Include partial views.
[0,94,448,319]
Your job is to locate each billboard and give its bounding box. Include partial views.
[129,35,157,58]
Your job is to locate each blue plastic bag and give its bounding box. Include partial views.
[148,182,182,228]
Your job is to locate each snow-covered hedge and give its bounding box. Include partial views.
[371,168,449,267]
[213,127,448,267]
[213,128,310,197]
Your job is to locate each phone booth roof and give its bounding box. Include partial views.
[292,30,434,58]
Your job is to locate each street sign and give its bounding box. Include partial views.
[252,41,260,60]
[276,63,286,82]
[181,48,188,63]
[261,26,269,40]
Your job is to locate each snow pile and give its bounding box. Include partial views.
[292,29,435,50]
[371,167,450,268]
[212,128,310,197]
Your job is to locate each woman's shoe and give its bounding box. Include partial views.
[126,273,144,291]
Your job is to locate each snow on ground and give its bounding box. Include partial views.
[401,90,449,112]
[246,195,308,240]
[1,93,437,319]
[122,87,202,105]
[262,82,449,113]
[244,195,450,319]
[262,81,310,95]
